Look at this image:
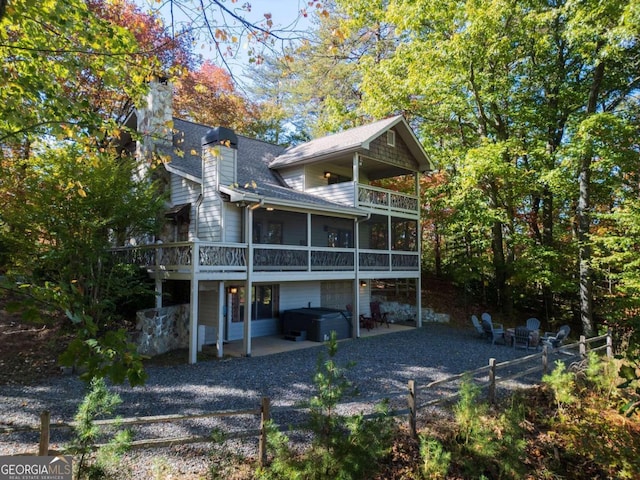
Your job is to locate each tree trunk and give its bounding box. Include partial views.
[577,59,605,337]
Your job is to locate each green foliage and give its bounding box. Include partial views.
[451,376,526,478]
[0,0,151,146]
[543,361,578,413]
[64,377,132,479]
[0,144,162,385]
[259,331,395,479]
[418,435,450,480]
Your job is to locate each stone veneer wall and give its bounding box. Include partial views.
[134,304,190,356]
[377,300,450,324]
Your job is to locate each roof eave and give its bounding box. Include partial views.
[219,186,367,218]
[165,163,202,184]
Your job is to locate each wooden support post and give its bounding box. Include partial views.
[606,329,613,358]
[580,335,586,358]
[542,345,549,375]
[39,410,50,456]
[259,397,270,467]
[488,358,496,404]
[407,380,417,439]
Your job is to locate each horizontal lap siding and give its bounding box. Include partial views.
[320,281,353,310]
[279,166,304,191]
[171,176,200,240]
[224,204,242,243]
[279,281,322,311]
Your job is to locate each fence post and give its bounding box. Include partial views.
[259,397,270,467]
[39,411,50,456]
[488,358,496,404]
[542,345,549,375]
[580,335,586,358]
[606,329,613,358]
[407,380,417,439]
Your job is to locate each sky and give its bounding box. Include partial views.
[136,0,315,82]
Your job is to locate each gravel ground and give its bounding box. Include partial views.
[0,324,557,478]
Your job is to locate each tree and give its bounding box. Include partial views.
[152,0,328,77]
[0,0,175,384]
[333,0,640,334]
[1,144,164,385]
[174,61,260,134]
[0,0,152,150]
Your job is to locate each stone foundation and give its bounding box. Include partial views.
[133,304,190,356]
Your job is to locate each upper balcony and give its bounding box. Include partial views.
[305,182,419,217]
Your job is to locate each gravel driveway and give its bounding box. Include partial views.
[0,324,548,478]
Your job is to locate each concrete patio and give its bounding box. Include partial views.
[217,322,416,357]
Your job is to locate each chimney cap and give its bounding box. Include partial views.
[202,127,238,149]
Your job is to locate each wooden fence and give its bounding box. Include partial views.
[2,331,612,465]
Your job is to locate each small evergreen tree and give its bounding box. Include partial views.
[260,331,395,479]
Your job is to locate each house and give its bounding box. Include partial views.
[117,79,432,363]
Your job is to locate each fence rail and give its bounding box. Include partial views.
[3,332,612,463]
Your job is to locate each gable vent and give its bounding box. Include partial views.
[387,130,396,147]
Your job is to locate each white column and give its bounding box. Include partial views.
[243,205,256,356]
[217,281,225,358]
[188,243,200,364]
[188,278,199,364]
[416,171,423,327]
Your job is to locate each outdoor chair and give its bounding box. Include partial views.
[526,317,541,332]
[370,301,390,328]
[481,317,505,345]
[471,315,484,337]
[347,304,374,331]
[541,325,571,349]
[513,326,531,351]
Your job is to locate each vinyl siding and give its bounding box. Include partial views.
[200,145,223,241]
[306,182,355,206]
[279,281,322,311]
[224,203,243,242]
[278,166,304,190]
[305,164,352,190]
[320,281,353,310]
[170,175,200,240]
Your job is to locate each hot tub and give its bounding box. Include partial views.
[281,307,352,342]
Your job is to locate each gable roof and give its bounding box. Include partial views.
[269,115,432,172]
[164,118,367,217]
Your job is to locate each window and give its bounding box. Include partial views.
[387,130,396,147]
[326,227,353,248]
[266,221,282,244]
[228,285,279,322]
[392,218,417,251]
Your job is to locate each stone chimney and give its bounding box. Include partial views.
[136,76,173,162]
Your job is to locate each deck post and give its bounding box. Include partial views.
[606,329,613,358]
[259,397,271,467]
[39,411,50,456]
[488,358,496,404]
[408,380,417,438]
[542,344,549,374]
[579,335,586,358]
